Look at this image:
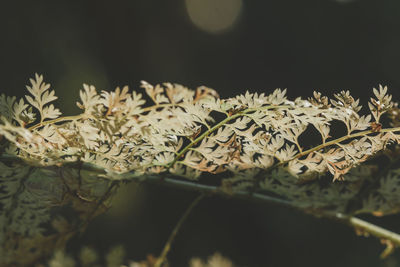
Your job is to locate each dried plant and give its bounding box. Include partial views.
[2,74,400,266]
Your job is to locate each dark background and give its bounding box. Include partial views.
[1,0,400,266]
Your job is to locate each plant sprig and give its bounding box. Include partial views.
[2,75,400,263]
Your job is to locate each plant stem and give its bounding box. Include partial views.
[28,114,83,130]
[167,113,244,168]
[26,103,176,131]
[336,214,400,257]
[348,216,400,244]
[155,194,204,267]
[276,126,400,168]
[145,175,293,208]
[167,105,288,168]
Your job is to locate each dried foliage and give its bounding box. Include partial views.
[2,74,400,265]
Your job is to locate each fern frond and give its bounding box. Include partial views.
[2,75,400,264]
[25,73,61,122]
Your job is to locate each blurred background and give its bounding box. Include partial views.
[1,0,400,266]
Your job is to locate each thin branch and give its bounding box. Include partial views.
[336,213,400,257]
[273,126,400,170]
[28,114,83,130]
[155,193,205,267]
[27,103,182,131]
[167,112,244,168]
[349,216,400,244]
[146,175,293,208]
[167,105,291,168]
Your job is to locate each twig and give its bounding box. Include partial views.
[167,105,291,168]
[336,213,400,258]
[348,217,400,244]
[275,126,400,170]
[155,193,205,267]
[28,114,83,130]
[167,113,244,168]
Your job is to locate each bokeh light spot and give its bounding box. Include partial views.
[185,0,243,34]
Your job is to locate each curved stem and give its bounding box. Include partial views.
[336,214,400,258]
[349,217,400,244]
[28,114,83,130]
[167,113,243,168]
[275,126,400,169]
[155,194,205,267]
[167,105,289,168]
[26,103,190,131]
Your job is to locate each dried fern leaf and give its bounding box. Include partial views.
[1,75,400,265]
